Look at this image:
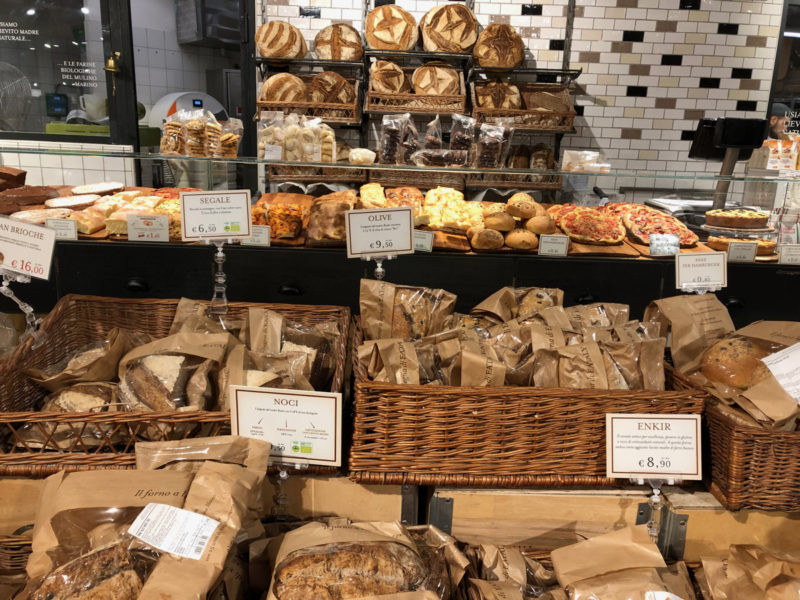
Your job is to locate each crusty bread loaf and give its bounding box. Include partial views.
[412,63,460,96]
[365,5,418,50]
[420,4,478,52]
[700,337,772,389]
[260,73,308,102]
[506,193,540,219]
[470,228,505,250]
[255,21,307,58]
[475,80,522,109]
[505,227,538,250]
[370,60,410,93]
[483,211,516,232]
[473,24,525,68]
[525,215,556,234]
[314,23,363,60]
[310,71,355,104]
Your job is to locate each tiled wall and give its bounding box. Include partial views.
[259,0,784,193]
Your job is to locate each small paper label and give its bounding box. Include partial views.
[346,207,414,258]
[45,218,78,241]
[127,214,170,243]
[241,225,271,246]
[779,243,800,264]
[0,217,56,280]
[761,342,800,405]
[675,252,727,289]
[180,190,252,241]
[649,233,680,256]
[538,234,569,257]
[413,229,434,253]
[262,145,283,160]
[230,386,342,467]
[606,413,702,480]
[128,503,220,560]
[727,241,757,263]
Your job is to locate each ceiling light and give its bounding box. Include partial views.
[44,43,51,48]
[785,31,800,38]
[81,7,90,14]
[72,41,79,45]
[26,8,35,15]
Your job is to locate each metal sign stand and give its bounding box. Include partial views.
[633,477,689,561]
[0,268,41,343]
[362,254,396,280]
[207,239,234,318]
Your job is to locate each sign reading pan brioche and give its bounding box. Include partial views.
[420,3,479,52]
[412,62,460,96]
[314,23,363,60]
[370,59,410,93]
[310,71,355,104]
[260,73,308,102]
[475,79,522,108]
[473,24,525,69]
[365,5,418,50]
[255,20,307,58]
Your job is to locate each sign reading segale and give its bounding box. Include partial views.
[346,207,414,259]
[180,190,252,241]
[230,386,342,467]
[606,413,702,480]
[0,217,56,280]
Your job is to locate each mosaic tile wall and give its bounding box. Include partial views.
[260,0,785,193]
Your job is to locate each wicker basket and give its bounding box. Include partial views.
[350,319,705,487]
[0,534,30,574]
[704,401,800,511]
[257,76,360,124]
[0,295,350,476]
[366,70,467,114]
[471,82,576,131]
[369,168,465,191]
[465,171,563,190]
[268,164,367,183]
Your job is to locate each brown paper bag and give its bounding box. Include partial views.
[468,579,524,600]
[0,479,45,536]
[565,303,630,331]
[169,298,243,337]
[471,287,564,323]
[556,342,610,389]
[461,337,506,387]
[479,545,528,587]
[358,339,421,385]
[568,567,668,599]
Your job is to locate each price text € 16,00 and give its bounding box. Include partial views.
[9,258,45,276]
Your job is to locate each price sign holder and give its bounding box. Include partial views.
[0,269,42,343]
[346,208,414,280]
[675,252,727,294]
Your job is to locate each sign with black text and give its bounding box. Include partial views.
[345,207,414,258]
[538,234,569,257]
[127,214,169,243]
[606,413,702,480]
[413,229,434,253]
[779,244,800,265]
[45,218,78,241]
[0,217,55,280]
[675,252,727,289]
[230,386,342,467]
[180,190,251,241]
[727,241,757,263]
[241,225,271,246]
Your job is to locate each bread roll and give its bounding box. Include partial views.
[260,73,307,102]
[370,60,410,93]
[475,80,522,109]
[473,24,525,69]
[484,211,516,232]
[525,215,556,234]
[482,203,507,218]
[700,337,772,389]
[412,63,460,96]
[310,71,355,104]
[365,5,418,50]
[314,24,363,60]
[505,228,539,250]
[420,4,479,52]
[256,21,306,58]
[506,193,539,219]
[470,228,504,250]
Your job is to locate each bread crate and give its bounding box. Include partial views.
[471,82,576,132]
[0,295,350,476]
[257,76,361,124]
[366,69,467,114]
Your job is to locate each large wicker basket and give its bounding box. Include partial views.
[350,319,706,487]
[704,401,800,511]
[0,295,350,476]
[368,168,465,191]
[465,171,563,191]
[268,164,367,184]
[258,76,360,124]
[0,534,30,575]
[366,70,467,114]
[471,82,576,131]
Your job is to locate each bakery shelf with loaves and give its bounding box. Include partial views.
[366,66,467,115]
[471,81,577,132]
[258,73,362,125]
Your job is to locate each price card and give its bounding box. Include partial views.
[675,252,727,289]
[779,243,800,264]
[0,217,56,280]
[45,218,78,241]
[727,241,758,263]
[606,413,702,480]
[345,207,414,259]
[127,214,169,242]
[262,145,283,161]
[413,229,434,253]
[230,386,342,467]
[761,342,800,404]
[538,234,569,257]
[649,233,680,256]
[241,225,271,246]
[180,190,252,242]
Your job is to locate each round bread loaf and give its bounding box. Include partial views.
[484,211,516,232]
[518,288,555,318]
[475,80,522,109]
[505,228,538,250]
[470,228,504,250]
[473,24,525,68]
[365,5,418,50]
[314,24,363,60]
[412,63,460,96]
[700,337,772,389]
[370,60,410,93]
[525,215,556,234]
[420,4,479,52]
[482,203,507,218]
[310,71,355,104]
[506,193,539,219]
[256,21,307,58]
[260,73,308,102]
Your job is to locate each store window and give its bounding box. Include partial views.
[0,0,110,136]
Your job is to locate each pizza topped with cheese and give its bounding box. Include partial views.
[623,206,698,247]
[558,208,626,245]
